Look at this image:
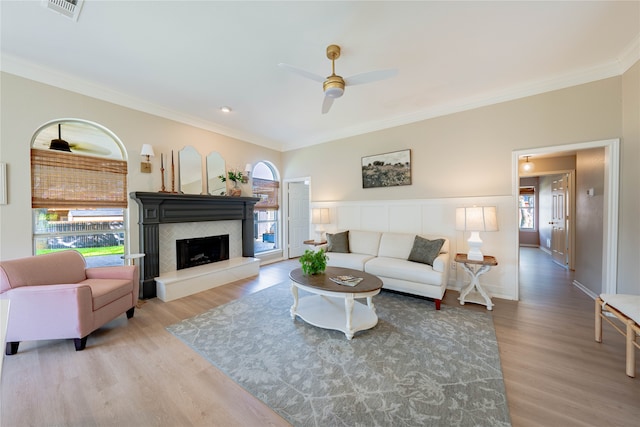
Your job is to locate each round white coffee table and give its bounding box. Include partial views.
[289,267,383,339]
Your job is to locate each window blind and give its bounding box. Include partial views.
[31,149,128,208]
[253,177,279,210]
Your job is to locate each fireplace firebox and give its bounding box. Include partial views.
[176,234,229,270]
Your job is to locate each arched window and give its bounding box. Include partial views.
[251,161,280,254]
[30,119,129,267]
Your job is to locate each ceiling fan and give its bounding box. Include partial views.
[279,44,398,114]
[42,124,110,156]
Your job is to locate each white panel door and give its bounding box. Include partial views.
[287,181,309,258]
[551,174,569,268]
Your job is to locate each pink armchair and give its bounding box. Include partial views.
[0,250,138,354]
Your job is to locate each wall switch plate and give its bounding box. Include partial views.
[451,261,457,270]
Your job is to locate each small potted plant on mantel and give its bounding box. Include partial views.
[299,248,328,275]
[218,169,245,196]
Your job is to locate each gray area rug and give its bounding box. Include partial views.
[167,283,511,427]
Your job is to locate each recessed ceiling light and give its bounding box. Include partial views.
[220,106,232,113]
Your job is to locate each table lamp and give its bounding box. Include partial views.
[311,208,330,243]
[456,206,498,261]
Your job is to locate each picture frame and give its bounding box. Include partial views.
[361,149,411,189]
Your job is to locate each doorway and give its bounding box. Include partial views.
[513,139,620,299]
[284,179,310,259]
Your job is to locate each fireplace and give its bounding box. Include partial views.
[130,192,259,299]
[176,234,229,270]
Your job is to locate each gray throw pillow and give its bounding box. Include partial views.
[326,231,349,253]
[408,236,445,266]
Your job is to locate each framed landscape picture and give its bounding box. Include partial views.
[361,149,411,189]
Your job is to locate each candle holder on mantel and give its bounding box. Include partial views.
[158,152,177,193]
[170,150,177,193]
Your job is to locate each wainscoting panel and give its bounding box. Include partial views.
[388,205,422,234]
[360,205,389,231]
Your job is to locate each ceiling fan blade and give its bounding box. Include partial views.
[321,95,334,114]
[345,68,398,86]
[278,63,325,83]
[69,143,112,156]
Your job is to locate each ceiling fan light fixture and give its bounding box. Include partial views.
[325,86,344,98]
[323,75,345,99]
[49,139,72,152]
[49,123,72,152]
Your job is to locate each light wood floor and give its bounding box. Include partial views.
[1,248,638,426]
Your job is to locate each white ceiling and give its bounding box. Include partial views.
[1,1,638,152]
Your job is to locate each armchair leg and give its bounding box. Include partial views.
[74,337,88,351]
[126,307,135,319]
[5,341,19,355]
[435,299,441,310]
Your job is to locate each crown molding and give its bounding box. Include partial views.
[3,48,636,154]
[0,54,284,152]
[281,53,637,151]
[618,34,640,73]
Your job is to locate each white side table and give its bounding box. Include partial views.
[121,253,145,266]
[303,240,327,247]
[456,253,498,311]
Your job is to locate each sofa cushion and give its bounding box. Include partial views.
[81,278,134,310]
[348,230,382,256]
[326,231,349,253]
[326,252,374,271]
[377,232,415,259]
[365,257,444,286]
[408,236,445,266]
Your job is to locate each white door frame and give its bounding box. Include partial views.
[512,138,620,299]
[283,176,311,259]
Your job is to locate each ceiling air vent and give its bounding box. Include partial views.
[42,0,84,22]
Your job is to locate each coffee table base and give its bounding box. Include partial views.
[290,283,379,339]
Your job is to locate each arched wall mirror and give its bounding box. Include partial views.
[206,151,226,196]
[178,145,203,194]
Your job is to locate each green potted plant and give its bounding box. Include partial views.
[299,248,328,275]
[219,169,245,196]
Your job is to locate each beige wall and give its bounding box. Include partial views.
[619,61,640,295]
[575,148,605,294]
[284,77,621,201]
[284,71,638,297]
[0,72,282,259]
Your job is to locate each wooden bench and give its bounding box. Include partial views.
[595,294,640,377]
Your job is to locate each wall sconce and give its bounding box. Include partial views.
[311,208,330,243]
[140,144,155,173]
[456,206,498,261]
[242,163,252,183]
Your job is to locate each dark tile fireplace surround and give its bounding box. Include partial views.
[131,192,259,299]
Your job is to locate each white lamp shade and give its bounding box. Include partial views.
[311,208,330,224]
[140,144,155,157]
[456,206,498,232]
[245,163,252,174]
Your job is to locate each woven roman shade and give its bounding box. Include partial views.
[31,149,128,208]
[253,177,280,210]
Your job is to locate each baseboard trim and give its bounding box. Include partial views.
[572,280,598,300]
[539,246,552,256]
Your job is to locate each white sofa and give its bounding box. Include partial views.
[323,230,450,309]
